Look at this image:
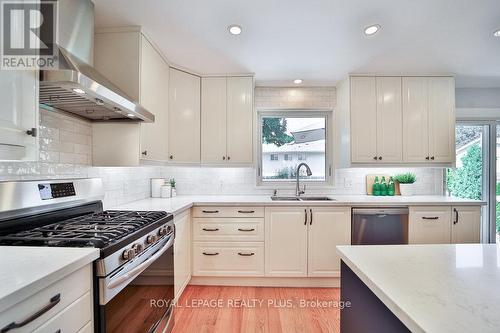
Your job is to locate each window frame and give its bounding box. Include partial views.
[256,110,333,187]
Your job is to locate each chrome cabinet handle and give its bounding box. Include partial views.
[202,228,219,232]
[238,228,255,232]
[453,208,459,225]
[203,252,219,256]
[238,210,255,214]
[422,216,439,220]
[304,209,308,225]
[202,210,219,214]
[238,252,255,256]
[309,208,313,225]
[1,294,61,333]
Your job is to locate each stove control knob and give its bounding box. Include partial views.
[122,248,136,260]
[158,227,167,236]
[147,234,158,244]
[132,243,144,254]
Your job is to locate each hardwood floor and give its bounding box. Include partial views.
[172,286,341,333]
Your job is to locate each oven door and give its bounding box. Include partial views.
[99,234,175,333]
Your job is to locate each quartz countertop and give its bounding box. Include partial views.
[113,195,485,215]
[0,247,99,312]
[337,244,500,333]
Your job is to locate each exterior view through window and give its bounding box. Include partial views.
[261,116,326,182]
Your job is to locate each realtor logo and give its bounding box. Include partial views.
[1,0,58,69]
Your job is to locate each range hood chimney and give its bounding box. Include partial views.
[39,0,154,122]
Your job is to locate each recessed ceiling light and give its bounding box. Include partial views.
[127,113,135,118]
[228,25,242,35]
[294,79,303,84]
[364,24,381,36]
[72,88,85,94]
[494,29,500,37]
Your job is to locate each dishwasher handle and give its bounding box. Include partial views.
[352,208,409,215]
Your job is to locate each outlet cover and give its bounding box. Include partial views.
[344,177,353,188]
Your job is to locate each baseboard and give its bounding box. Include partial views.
[189,276,340,288]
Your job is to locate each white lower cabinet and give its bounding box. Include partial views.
[451,206,481,243]
[409,206,452,244]
[265,207,351,277]
[174,210,191,300]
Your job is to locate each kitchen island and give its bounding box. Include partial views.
[337,244,500,333]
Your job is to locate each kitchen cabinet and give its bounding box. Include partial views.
[265,206,351,277]
[336,75,455,167]
[168,68,201,163]
[201,76,253,165]
[409,206,451,244]
[0,70,38,161]
[94,27,170,165]
[174,210,191,300]
[403,77,455,164]
[451,206,481,243]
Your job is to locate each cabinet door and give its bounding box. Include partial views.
[0,70,38,160]
[376,77,402,163]
[428,77,455,163]
[451,206,481,243]
[201,77,227,163]
[265,207,308,277]
[409,206,451,244]
[226,77,253,164]
[402,77,429,162]
[140,36,169,161]
[174,210,191,299]
[350,77,377,163]
[308,207,351,277]
[168,68,201,163]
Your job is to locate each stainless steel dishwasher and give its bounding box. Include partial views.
[352,208,409,245]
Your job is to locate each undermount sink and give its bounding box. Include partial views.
[271,196,335,201]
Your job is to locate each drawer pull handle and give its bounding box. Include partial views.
[203,252,219,256]
[238,210,255,214]
[1,293,61,333]
[202,228,219,232]
[202,210,219,214]
[238,252,255,256]
[238,228,255,232]
[422,216,439,220]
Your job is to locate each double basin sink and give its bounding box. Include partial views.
[271,196,335,201]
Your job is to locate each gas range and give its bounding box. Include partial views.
[0,178,175,333]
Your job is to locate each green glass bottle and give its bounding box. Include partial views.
[380,176,388,196]
[373,176,381,196]
[388,176,395,196]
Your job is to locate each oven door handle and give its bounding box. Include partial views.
[107,236,174,289]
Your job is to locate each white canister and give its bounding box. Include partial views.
[151,178,166,198]
[171,188,177,197]
[161,184,172,198]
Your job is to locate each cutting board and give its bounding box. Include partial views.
[366,174,400,195]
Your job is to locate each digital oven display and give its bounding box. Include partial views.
[38,182,76,200]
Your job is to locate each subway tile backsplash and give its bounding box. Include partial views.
[0,99,444,209]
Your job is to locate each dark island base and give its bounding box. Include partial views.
[340,260,411,333]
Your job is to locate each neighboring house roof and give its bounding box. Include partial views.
[263,139,325,153]
[291,128,325,143]
[456,136,481,156]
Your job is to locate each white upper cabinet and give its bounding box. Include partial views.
[337,75,455,166]
[201,77,227,163]
[93,28,169,165]
[168,68,201,163]
[226,77,253,164]
[350,76,377,163]
[376,77,403,163]
[0,70,38,161]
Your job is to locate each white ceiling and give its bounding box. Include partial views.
[93,0,500,87]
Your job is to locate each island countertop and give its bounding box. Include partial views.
[337,244,500,333]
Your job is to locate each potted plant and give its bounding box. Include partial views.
[395,173,417,196]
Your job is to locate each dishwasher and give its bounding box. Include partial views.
[352,208,409,245]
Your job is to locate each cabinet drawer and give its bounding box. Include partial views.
[0,265,91,332]
[32,292,92,333]
[193,218,264,241]
[409,206,451,244]
[193,206,264,218]
[192,242,264,276]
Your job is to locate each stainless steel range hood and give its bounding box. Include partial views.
[39,0,154,122]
